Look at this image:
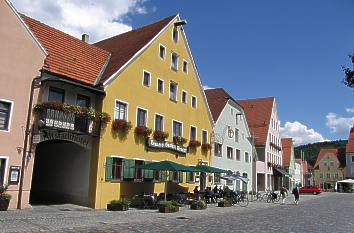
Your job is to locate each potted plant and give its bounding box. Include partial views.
[217,199,233,207]
[153,130,169,141]
[158,200,179,213]
[190,200,207,210]
[107,199,130,211]
[173,136,187,145]
[0,185,11,211]
[189,140,201,148]
[135,125,152,138]
[112,119,132,132]
[201,143,212,150]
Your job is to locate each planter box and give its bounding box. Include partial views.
[190,203,207,210]
[0,199,10,211]
[107,204,129,211]
[218,202,232,207]
[158,206,179,213]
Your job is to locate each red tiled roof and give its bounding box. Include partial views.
[238,97,274,146]
[281,138,293,167]
[346,127,354,153]
[204,88,239,122]
[94,15,177,84]
[314,148,339,169]
[21,14,110,86]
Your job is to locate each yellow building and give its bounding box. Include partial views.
[91,15,214,208]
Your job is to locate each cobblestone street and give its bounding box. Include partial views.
[0,192,353,233]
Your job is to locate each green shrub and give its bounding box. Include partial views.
[191,200,206,208]
[109,199,130,206]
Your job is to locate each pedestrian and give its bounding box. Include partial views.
[280,186,288,205]
[292,185,300,205]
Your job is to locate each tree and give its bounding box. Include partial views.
[343,53,354,89]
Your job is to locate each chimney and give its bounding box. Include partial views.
[82,34,89,43]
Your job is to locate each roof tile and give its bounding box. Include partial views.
[281,138,293,167]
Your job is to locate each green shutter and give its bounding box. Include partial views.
[123,159,135,179]
[105,157,113,181]
[186,172,190,183]
[143,161,154,179]
[178,172,183,183]
[160,170,166,181]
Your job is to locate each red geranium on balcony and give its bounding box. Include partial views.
[189,140,201,148]
[135,125,152,138]
[173,136,187,145]
[201,143,212,150]
[112,119,132,131]
[153,130,169,141]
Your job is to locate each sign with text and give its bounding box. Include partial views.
[41,130,90,147]
[147,139,188,154]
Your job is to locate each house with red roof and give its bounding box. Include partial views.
[238,97,283,191]
[205,88,253,192]
[345,127,354,178]
[281,138,296,189]
[313,148,345,190]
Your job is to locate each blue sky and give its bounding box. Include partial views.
[13,0,354,145]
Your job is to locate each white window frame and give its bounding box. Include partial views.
[171,52,179,71]
[245,151,250,163]
[114,99,129,120]
[157,78,164,94]
[0,99,14,133]
[214,142,222,157]
[159,43,166,60]
[172,119,183,137]
[189,125,197,141]
[154,113,165,131]
[0,156,9,186]
[191,95,197,108]
[169,82,178,102]
[226,146,234,160]
[181,90,187,104]
[136,106,149,127]
[182,59,188,74]
[142,70,151,87]
[201,129,208,144]
[172,27,179,43]
[235,148,241,161]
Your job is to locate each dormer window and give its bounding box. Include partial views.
[172,27,178,43]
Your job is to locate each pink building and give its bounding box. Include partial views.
[0,0,46,209]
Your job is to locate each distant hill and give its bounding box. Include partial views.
[294,140,347,166]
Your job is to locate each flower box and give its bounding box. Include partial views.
[173,136,187,145]
[190,200,207,210]
[201,143,212,150]
[107,199,130,211]
[135,126,152,137]
[153,130,169,141]
[112,119,132,131]
[189,140,201,147]
[158,205,179,213]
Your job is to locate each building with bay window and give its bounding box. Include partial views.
[205,88,253,192]
[92,14,213,208]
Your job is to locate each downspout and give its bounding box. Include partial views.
[17,76,41,209]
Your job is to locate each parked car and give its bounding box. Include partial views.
[299,186,322,195]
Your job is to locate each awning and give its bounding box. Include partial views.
[337,179,354,184]
[190,165,226,173]
[273,167,291,178]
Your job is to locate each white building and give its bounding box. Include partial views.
[205,88,253,191]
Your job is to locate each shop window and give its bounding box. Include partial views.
[186,172,195,183]
[135,160,144,180]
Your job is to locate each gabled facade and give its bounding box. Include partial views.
[313,148,344,190]
[205,88,253,191]
[345,127,354,178]
[294,159,303,186]
[92,15,213,208]
[238,97,283,191]
[281,138,295,189]
[0,0,46,209]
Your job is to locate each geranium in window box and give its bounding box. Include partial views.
[190,200,207,210]
[0,185,11,211]
[153,130,169,141]
[201,143,212,150]
[107,199,130,211]
[189,140,201,147]
[112,119,132,131]
[173,136,187,145]
[135,125,152,137]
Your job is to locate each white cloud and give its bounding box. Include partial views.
[11,0,150,42]
[280,121,327,146]
[326,112,354,135]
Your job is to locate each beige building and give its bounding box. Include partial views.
[0,0,46,209]
[313,148,345,190]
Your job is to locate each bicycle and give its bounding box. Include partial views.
[266,191,280,203]
[230,191,249,207]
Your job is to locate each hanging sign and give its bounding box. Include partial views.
[147,139,187,154]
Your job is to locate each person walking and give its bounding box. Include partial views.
[292,185,300,205]
[280,186,288,205]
